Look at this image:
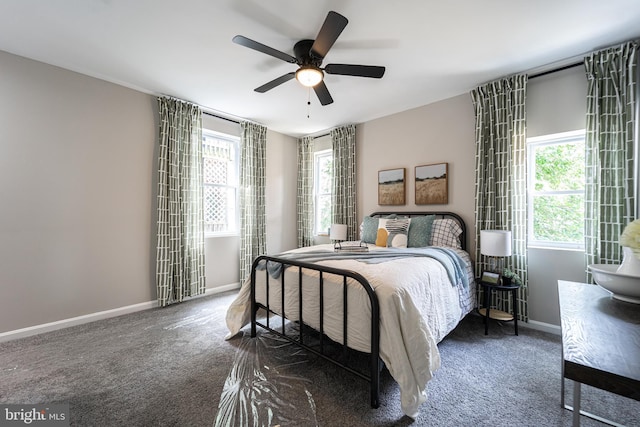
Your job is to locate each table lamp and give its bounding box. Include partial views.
[330,224,348,250]
[480,230,512,273]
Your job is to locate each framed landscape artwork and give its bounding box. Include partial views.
[378,168,405,205]
[415,162,448,204]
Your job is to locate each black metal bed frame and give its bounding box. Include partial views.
[250,256,381,407]
[249,211,467,409]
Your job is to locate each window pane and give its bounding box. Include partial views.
[533,194,584,244]
[534,142,584,192]
[204,185,236,234]
[202,130,239,235]
[318,194,332,234]
[204,157,228,185]
[528,131,586,248]
[318,155,333,194]
[313,149,333,235]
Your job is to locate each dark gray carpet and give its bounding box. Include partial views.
[0,291,638,426]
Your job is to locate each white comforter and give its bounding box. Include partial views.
[225,244,475,418]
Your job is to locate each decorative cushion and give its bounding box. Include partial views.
[361,216,379,244]
[407,215,436,247]
[430,218,463,248]
[361,214,400,243]
[375,218,411,248]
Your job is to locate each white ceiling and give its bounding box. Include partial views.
[1,1,639,137]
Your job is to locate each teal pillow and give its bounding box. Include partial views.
[361,216,379,243]
[407,215,436,247]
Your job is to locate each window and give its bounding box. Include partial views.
[527,130,585,249]
[314,149,333,235]
[202,130,239,236]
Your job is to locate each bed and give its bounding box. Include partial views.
[225,212,476,418]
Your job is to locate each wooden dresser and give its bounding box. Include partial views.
[558,280,640,426]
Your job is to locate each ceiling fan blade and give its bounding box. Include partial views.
[255,72,296,93]
[313,81,334,105]
[325,64,386,78]
[233,35,297,64]
[310,11,348,60]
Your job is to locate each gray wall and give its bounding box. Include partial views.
[264,129,298,255]
[526,65,589,327]
[357,93,477,253]
[0,50,297,335]
[0,51,157,333]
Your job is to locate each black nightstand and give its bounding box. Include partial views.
[478,281,520,335]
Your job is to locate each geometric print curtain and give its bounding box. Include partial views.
[297,136,315,248]
[156,96,206,307]
[584,41,638,277]
[239,121,267,283]
[331,125,358,241]
[471,74,529,322]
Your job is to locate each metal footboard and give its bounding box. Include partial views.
[250,255,381,408]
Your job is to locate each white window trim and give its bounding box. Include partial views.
[526,130,586,250]
[203,129,240,238]
[206,230,239,238]
[314,148,332,236]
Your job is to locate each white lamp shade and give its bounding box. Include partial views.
[480,230,512,257]
[330,224,348,241]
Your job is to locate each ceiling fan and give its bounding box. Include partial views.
[232,11,386,106]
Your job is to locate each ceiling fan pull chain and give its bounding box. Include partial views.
[307,88,311,118]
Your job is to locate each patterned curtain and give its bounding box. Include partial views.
[331,125,357,240]
[156,96,205,307]
[584,41,638,279]
[239,121,267,283]
[471,75,528,321]
[297,136,315,247]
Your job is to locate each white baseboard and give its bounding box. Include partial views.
[202,282,241,296]
[521,319,561,335]
[0,282,241,343]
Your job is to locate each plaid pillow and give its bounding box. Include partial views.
[430,219,462,248]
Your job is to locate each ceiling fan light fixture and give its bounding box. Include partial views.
[233,11,384,106]
[296,66,323,87]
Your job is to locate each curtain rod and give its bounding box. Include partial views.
[202,111,240,124]
[529,61,583,79]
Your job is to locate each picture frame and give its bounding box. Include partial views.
[480,270,501,285]
[415,162,448,204]
[378,168,405,205]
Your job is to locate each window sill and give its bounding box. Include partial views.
[527,245,584,253]
[205,232,239,239]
